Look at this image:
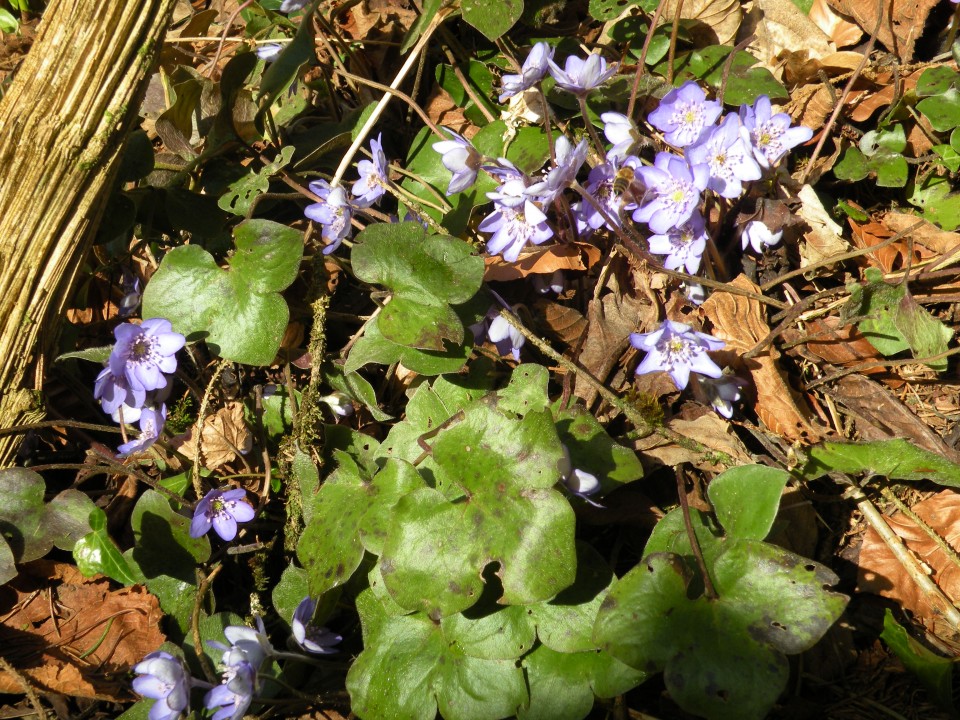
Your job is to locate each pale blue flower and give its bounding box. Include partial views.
[432,128,482,195]
[499,41,554,102]
[739,95,813,168]
[694,374,744,419]
[133,651,192,720]
[117,404,166,457]
[487,314,525,361]
[108,319,185,409]
[292,597,343,654]
[525,135,588,205]
[305,180,354,254]
[478,199,554,262]
[190,487,256,541]
[255,43,283,62]
[351,133,389,208]
[548,53,618,96]
[204,661,256,720]
[686,113,762,198]
[280,0,309,12]
[647,211,708,274]
[647,81,722,148]
[630,320,724,390]
[632,152,709,234]
[741,220,783,253]
[600,111,640,160]
[572,156,640,233]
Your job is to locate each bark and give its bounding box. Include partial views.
[0,0,177,466]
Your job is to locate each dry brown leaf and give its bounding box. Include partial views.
[881,211,960,261]
[848,217,917,272]
[830,373,960,462]
[533,300,588,348]
[825,0,940,61]
[174,400,253,469]
[741,0,835,70]
[484,243,600,282]
[809,0,863,46]
[858,490,960,640]
[634,413,752,472]
[660,0,742,46]
[785,316,885,374]
[701,275,826,443]
[798,184,849,266]
[0,560,164,699]
[424,86,472,136]
[850,68,925,122]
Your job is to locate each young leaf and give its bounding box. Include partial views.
[707,465,790,541]
[74,508,139,585]
[461,0,523,41]
[800,438,960,486]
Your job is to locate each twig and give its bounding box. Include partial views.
[844,479,960,630]
[0,657,47,720]
[880,487,960,577]
[330,7,453,186]
[676,466,717,599]
[628,0,670,117]
[192,563,224,683]
[0,419,122,437]
[666,0,684,85]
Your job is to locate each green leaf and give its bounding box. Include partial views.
[590,0,658,21]
[441,604,536,660]
[933,143,960,173]
[873,152,909,187]
[297,455,426,595]
[257,5,315,113]
[380,401,574,616]
[0,539,15,587]
[594,547,846,720]
[908,174,960,232]
[881,609,956,713]
[917,89,960,132]
[400,0,445,53]
[553,406,644,495]
[916,66,960,97]
[56,345,113,364]
[326,366,392,422]
[436,61,495,111]
[73,508,139,585]
[801,438,960,486]
[0,468,95,565]
[461,0,523,40]
[129,490,210,579]
[347,589,528,720]
[708,465,790,541]
[655,46,788,106]
[345,313,473,375]
[860,125,906,155]
[261,385,299,440]
[833,147,870,181]
[143,219,303,365]
[352,223,484,351]
[0,8,19,33]
[218,145,295,216]
[519,644,646,720]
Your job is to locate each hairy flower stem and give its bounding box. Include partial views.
[577,96,606,158]
[192,358,232,498]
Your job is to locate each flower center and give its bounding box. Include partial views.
[130,336,157,363]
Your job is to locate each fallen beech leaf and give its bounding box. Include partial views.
[174,401,253,469]
[742,0,835,69]
[660,0,742,46]
[634,413,752,472]
[0,560,164,699]
[533,299,588,348]
[701,275,826,443]
[809,0,863,46]
[825,0,940,61]
[484,242,600,282]
[786,317,885,375]
[798,184,849,266]
[848,217,915,272]
[850,68,925,122]
[881,212,960,262]
[859,490,960,640]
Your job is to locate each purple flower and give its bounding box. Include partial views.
[190,487,256,541]
[117,404,166,457]
[500,41,554,102]
[204,661,256,720]
[548,53,619,96]
[525,135,588,205]
[647,211,708,274]
[487,314,525,361]
[647,81,722,148]
[630,320,724,390]
[739,95,813,168]
[632,152,709,234]
[684,282,706,305]
[694,375,743,418]
[222,616,274,670]
[119,270,142,318]
[478,199,554,262]
[305,180,354,254]
[109,319,185,409]
[601,112,640,160]
[741,220,783,253]
[94,368,131,415]
[320,392,355,417]
[255,43,283,62]
[686,113,762,198]
[572,156,640,233]
[132,651,191,720]
[280,0,309,11]
[432,128,483,195]
[558,445,602,506]
[351,133,389,208]
[292,597,343,654]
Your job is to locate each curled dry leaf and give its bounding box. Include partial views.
[484,242,600,282]
[740,0,834,70]
[634,413,753,473]
[784,316,886,375]
[850,68,925,123]
[174,400,253,470]
[858,490,960,641]
[701,275,826,443]
[848,217,917,273]
[797,184,849,267]
[809,0,863,47]
[881,212,960,263]
[825,0,940,62]
[0,560,165,699]
[533,299,588,348]
[659,0,742,46]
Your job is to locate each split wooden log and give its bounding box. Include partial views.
[0,0,176,466]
